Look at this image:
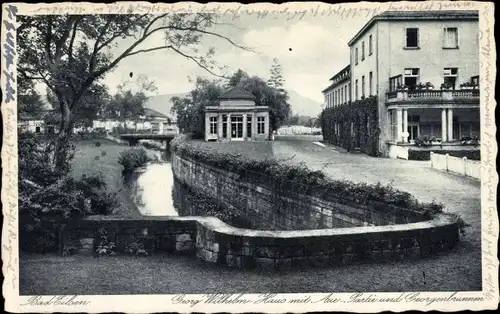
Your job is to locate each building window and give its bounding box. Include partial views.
[369,72,373,96]
[390,75,403,91]
[361,41,365,60]
[209,116,218,135]
[340,88,344,104]
[361,76,365,97]
[355,79,359,100]
[257,116,266,134]
[369,34,373,55]
[151,122,160,133]
[355,47,358,65]
[404,68,420,88]
[405,28,419,48]
[345,85,349,102]
[444,68,458,89]
[35,126,41,133]
[443,27,458,48]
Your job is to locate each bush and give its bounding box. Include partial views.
[118,148,150,174]
[95,141,101,147]
[19,179,89,253]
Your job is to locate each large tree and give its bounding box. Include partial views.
[267,58,286,96]
[17,14,250,167]
[18,77,44,117]
[171,77,224,138]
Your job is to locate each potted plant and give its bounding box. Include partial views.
[415,82,426,91]
[460,82,474,90]
[425,82,435,90]
[396,84,409,91]
[440,82,453,90]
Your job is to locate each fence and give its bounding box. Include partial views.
[430,152,480,180]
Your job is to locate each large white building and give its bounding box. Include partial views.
[323,10,480,158]
[322,65,351,108]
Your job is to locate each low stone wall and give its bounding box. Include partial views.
[171,152,429,231]
[62,214,460,269]
[430,152,481,180]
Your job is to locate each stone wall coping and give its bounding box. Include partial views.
[83,213,457,239]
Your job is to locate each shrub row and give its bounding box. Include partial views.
[409,149,481,161]
[171,135,444,217]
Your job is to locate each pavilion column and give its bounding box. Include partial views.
[447,108,454,141]
[395,108,402,143]
[402,109,408,142]
[252,112,256,138]
[441,108,447,142]
[242,114,247,140]
[226,113,231,140]
[218,113,223,140]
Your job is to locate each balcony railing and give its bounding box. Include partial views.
[386,89,479,104]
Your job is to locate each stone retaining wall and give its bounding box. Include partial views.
[63,214,460,269]
[171,152,428,231]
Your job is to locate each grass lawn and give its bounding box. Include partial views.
[19,245,481,295]
[70,138,142,217]
[185,139,275,161]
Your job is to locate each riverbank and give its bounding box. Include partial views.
[70,138,164,217]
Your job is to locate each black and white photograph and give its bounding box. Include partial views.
[2,1,498,313]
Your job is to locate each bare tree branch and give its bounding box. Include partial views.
[126,45,173,57]
[169,46,227,79]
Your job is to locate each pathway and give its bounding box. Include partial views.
[272,136,482,247]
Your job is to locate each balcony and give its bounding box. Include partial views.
[386,89,479,107]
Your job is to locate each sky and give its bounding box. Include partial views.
[97,12,369,103]
[32,12,369,104]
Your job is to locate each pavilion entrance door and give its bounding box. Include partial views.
[231,115,244,141]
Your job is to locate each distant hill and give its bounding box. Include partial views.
[144,90,322,118]
[144,92,189,117]
[287,90,322,117]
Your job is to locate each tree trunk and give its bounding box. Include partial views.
[53,96,73,171]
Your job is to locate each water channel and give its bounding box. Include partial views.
[129,150,252,228]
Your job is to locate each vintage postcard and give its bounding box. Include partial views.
[2,1,498,313]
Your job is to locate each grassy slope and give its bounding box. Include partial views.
[70,138,141,217]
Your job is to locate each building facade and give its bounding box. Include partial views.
[322,65,351,108]
[204,87,270,142]
[324,10,479,157]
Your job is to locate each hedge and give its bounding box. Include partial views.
[171,135,445,218]
[409,149,481,161]
[320,96,381,156]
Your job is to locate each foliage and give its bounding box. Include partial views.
[125,240,148,256]
[118,147,150,174]
[171,135,444,217]
[409,149,481,161]
[171,70,291,138]
[62,174,119,215]
[171,77,224,138]
[267,58,286,96]
[320,96,380,156]
[19,132,75,186]
[19,133,119,253]
[18,79,45,117]
[96,228,116,256]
